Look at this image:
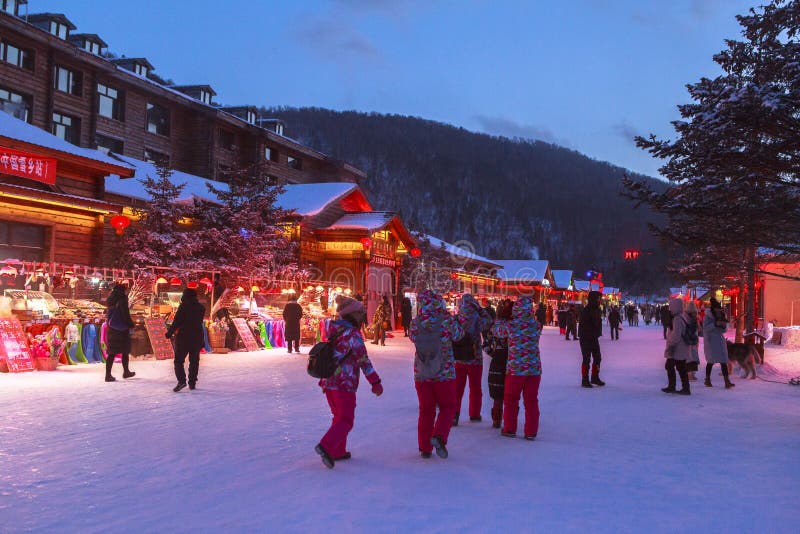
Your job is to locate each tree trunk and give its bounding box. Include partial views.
[735,276,745,343]
[744,247,757,335]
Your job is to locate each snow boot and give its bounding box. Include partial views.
[524,435,536,441]
[581,364,592,388]
[420,451,432,459]
[704,378,713,387]
[105,375,116,382]
[123,370,136,379]
[676,388,691,395]
[173,382,187,392]
[661,386,676,394]
[491,403,502,429]
[590,364,605,386]
[315,443,334,469]
[430,436,448,459]
[501,431,516,438]
[722,365,735,388]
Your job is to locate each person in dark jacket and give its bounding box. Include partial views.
[105,283,136,382]
[282,295,303,354]
[401,296,413,337]
[608,306,621,341]
[166,288,206,392]
[488,299,513,428]
[660,304,673,339]
[535,303,547,326]
[565,304,578,341]
[579,291,605,388]
[371,295,391,346]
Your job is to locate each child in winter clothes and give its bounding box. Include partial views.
[316,297,383,469]
[453,294,491,424]
[662,298,692,395]
[502,297,543,440]
[488,300,513,428]
[685,301,700,381]
[410,290,465,459]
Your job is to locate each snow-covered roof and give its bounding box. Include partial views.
[602,287,619,295]
[551,269,573,289]
[495,260,550,282]
[105,154,227,202]
[0,110,132,170]
[423,234,500,267]
[573,280,591,291]
[275,183,359,216]
[325,212,395,231]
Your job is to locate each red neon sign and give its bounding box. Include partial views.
[0,146,57,185]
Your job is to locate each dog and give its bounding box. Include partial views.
[726,341,761,379]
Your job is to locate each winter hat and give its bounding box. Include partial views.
[669,298,684,315]
[336,296,365,318]
[587,291,602,306]
[709,297,721,309]
[182,288,198,302]
[686,300,698,314]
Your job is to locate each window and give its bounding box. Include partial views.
[246,110,256,124]
[0,87,32,122]
[51,112,80,145]
[84,40,101,55]
[0,0,19,16]
[218,129,236,150]
[49,21,69,39]
[146,102,170,136]
[264,146,272,161]
[144,148,169,165]
[199,90,212,105]
[97,83,122,120]
[287,156,302,170]
[0,40,35,71]
[134,63,149,77]
[0,220,46,262]
[54,66,82,96]
[95,134,123,154]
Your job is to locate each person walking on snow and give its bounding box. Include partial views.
[315,297,383,469]
[661,298,693,395]
[452,294,491,425]
[410,290,465,459]
[608,305,621,341]
[166,288,206,392]
[401,296,413,337]
[565,304,578,341]
[501,297,543,440]
[371,295,391,346]
[685,301,701,381]
[488,299,513,428]
[104,283,136,382]
[579,291,605,388]
[282,295,303,354]
[703,297,734,388]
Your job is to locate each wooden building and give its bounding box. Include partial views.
[495,260,554,301]
[0,108,133,265]
[0,7,365,185]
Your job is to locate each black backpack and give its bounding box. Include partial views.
[307,333,345,379]
[452,314,479,361]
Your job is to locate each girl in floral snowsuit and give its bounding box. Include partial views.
[502,296,543,440]
[315,297,383,469]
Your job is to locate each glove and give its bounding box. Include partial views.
[371,381,383,396]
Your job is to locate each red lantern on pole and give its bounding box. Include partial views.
[359,237,372,250]
[169,277,181,286]
[409,247,421,258]
[110,214,131,235]
[187,281,199,289]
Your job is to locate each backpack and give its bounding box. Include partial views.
[414,318,443,380]
[681,317,699,346]
[307,333,345,379]
[452,314,479,361]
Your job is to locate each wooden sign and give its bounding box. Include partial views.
[144,318,174,360]
[232,318,259,352]
[0,146,57,185]
[0,318,36,372]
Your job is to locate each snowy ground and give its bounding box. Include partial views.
[1,325,798,533]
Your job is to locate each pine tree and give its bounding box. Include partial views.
[624,0,800,336]
[191,162,299,285]
[120,158,191,269]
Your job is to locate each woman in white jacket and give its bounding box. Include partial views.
[662,299,692,395]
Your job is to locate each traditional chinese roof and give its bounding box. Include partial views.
[423,234,501,268]
[325,212,395,231]
[275,183,368,216]
[495,260,551,283]
[573,280,591,291]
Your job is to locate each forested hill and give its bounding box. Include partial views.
[263,107,670,292]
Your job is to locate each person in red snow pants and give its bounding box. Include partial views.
[320,390,356,459]
[415,379,457,454]
[455,362,482,419]
[503,374,541,437]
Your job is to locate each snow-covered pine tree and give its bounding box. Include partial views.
[191,162,299,285]
[624,0,800,337]
[119,158,192,269]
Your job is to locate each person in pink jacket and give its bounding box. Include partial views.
[315,297,383,469]
[410,290,465,459]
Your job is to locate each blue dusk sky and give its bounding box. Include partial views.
[34,0,755,178]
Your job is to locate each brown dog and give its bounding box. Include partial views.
[726,341,760,379]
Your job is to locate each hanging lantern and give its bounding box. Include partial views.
[169,277,182,286]
[155,276,168,285]
[359,237,372,250]
[315,285,324,292]
[306,285,314,292]
[199,277,212,285]
[334,287,343,293]
[409,247,421,258]
[110,214,131,235]
[287,288,296,294]
[450,272,458,280]
[251,285,261,293]
[187,282,199,289]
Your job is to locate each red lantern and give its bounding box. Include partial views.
[409,247,421,258]
[187,282,199,289]
[169,277,181,286]
[360,237,372,250]
[110,214,131,235]
[199,277,212,285]
[450,272,458,280]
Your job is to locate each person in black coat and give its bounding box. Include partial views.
[608,305,621,341]
[166,288,206,392]
[579,291,605,388]
[660,304,673,339]
[105,283,136,382]
[535,303,547,326]
[282,295,303,353]
[400,296,413,336]
[565,304,578,341]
